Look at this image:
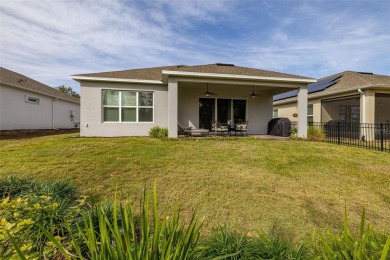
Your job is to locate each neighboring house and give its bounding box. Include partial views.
[0,67,80,130]
[273,71,390,125]
[72,63,315,137]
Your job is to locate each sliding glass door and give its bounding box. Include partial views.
[233,100,246,123]
[217,99,231,124]
[199,98,246,129]
[199,98,215,130]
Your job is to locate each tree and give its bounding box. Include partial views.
[56,85,80,98]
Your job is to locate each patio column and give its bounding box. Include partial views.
[168,78,178,138]
[360,89,375,140]
[297,85,308,138]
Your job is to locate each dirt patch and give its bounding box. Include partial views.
[0,129,79,140]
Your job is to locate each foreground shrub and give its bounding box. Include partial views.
[0,176,39,198]
[196,229,246,259]
[149,126,168,138]
[196,228,306,259]
[0,175,77,200]
[30,181,203,259]
[0,176,84,259]
[311,208,390,259]
[244,230,307,259]
[0,193,86,259]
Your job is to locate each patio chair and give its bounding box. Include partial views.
[178,122,209,137]
[233,121,249,136]
[211,121,229,136]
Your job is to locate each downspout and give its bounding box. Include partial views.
[358,89,365,124]
[358,89,365,141]
[52,98,58,129]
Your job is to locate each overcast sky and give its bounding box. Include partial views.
[1,0,389,93]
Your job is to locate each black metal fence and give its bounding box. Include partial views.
[291,122,390,152]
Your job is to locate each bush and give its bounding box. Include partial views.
[311,207,390,259]
[196,227,306,259]
[289,127,325,140]
[0,193,86,259]
[290,127,297,137]
[195,229,246,259]
[149,126,168,138]
[307,126,325,140]
[0,176,39,198]
[0,175,77,201]
[0,176,85,259]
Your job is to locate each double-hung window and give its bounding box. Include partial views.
[102,90,153,122]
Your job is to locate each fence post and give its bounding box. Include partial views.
[380,123,384,151]
[337,122,341,145]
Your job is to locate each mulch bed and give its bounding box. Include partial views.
[0,129,79,140]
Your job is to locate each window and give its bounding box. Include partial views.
[102,90,153,122]
[273,109,278,118]
[307,104,313,123]
[25,95,40,104]
[199,98,246,129]
[339,105,360,123]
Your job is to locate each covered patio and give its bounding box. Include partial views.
[165,68,316,138]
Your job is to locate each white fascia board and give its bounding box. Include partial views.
[71,76,163,85]
[162,70,317,84]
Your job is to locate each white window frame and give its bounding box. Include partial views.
[25,95,40,104]
[273,109,278,118]
[307,104,313,123]
[102,90,154,123]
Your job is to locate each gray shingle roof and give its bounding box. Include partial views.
[0,67,80,104]
[74,63,314,81]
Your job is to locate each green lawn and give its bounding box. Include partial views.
[1,134,389,239]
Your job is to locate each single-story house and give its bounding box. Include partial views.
[273,71,390,125]
[0,67,80,130]
[72,63,315,138]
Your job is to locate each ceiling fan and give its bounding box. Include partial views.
[246,85,261,99]
[204,83,218,97]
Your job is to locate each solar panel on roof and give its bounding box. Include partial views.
[273,74,342,101]
[308,75,342,94]
[273,90,298,101]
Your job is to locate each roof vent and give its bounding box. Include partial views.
[176,65,187,68]
[215,63,235,67]
[358,72,374,75]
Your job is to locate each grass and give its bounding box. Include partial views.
[0,133,389,239]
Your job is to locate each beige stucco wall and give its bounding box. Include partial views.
[80,81,168,137]
[0,84,80,130]
[273,102,297,122]
[178,84,273,135]
[273,99,321,122]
